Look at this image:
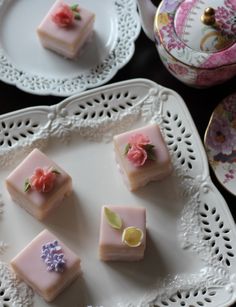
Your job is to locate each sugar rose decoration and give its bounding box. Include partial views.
[124,133,156,167]
[51,3,81,28]
[24,167,60,193]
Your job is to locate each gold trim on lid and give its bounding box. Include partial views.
[201,7,216,26]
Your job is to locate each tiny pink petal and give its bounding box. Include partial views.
[128,133,150,146]
[51,4,74,28]
[127,145,148,167]
[30,167,57,193]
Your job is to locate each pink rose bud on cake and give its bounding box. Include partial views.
[5,148,72,220]
[26,167,58,193]
[125,133,153,166]
[113,123,173,190]
[51,4,75,27]
[37,0,95,59]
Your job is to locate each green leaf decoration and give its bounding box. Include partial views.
[74,13,81,20]
[104,207,122,230]
[144,144,156,161]
[147,150,156,161]
[24,179,31,192]
[70,4,79,11]
[51,169,60,175]
[124,143,131,155]
[144,144,155,150]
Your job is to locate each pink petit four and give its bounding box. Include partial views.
[37,0,95,59]
[11,229,81,302]
[99,206,146,261]
[113,123,173,191]
[5,148,72,220]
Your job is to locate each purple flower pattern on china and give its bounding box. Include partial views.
[41,240,66,273]
[161,0,180,12]
[223,96,236,120]
[223,168,236,184]
[206,117,236,155]
[160,15,186,51]
[215,2,236,37]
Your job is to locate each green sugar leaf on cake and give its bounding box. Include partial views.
[70,4,79,11]
[74,13,81,20]
[124,143,131,155]
[144,144,156,161]
[51,169,61,175]
[104,207,122,230]
[24,179,31,192]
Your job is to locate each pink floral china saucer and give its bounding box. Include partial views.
[205,92,236,196]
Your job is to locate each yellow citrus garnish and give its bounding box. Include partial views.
[122,226,144,247]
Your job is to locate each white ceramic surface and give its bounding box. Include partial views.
[0,79,236,307]
[0,0,141,96]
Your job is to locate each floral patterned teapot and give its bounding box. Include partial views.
[137,0,236,87]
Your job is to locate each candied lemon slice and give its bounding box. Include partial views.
[104,207,122,230]
[122,226,144,247]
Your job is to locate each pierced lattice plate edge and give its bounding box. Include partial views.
[0,78,235,307]
[0,0,141,96]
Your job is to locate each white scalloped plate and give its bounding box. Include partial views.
[0,79,236,307]
[0,0,140,96]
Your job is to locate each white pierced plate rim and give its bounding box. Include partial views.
[0,0,141,96]
[0,78,236,307]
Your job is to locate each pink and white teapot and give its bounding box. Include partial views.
[137,0,236,87]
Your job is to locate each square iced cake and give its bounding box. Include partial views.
[37,0,95,59]
[11,229,81,302]
[99,206,146,261]
[5,148,72,220]
[113,123,173,191]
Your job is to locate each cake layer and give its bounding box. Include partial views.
[99,206,146,261]
[113,123,173,190]
[37,0,95,59]
[11,229,81,302]
[6,148,72,220]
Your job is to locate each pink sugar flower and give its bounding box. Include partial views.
[25,167,60,193]
[124,132,156,167]
[128,133,150,146]
[127,145,148,167]
[52,3,80,27]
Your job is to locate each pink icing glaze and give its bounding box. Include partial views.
[11,229,81,302]
[37,0,95,58]
[6,148,72,220]
[99,206,146,261]
[113,124,172,191]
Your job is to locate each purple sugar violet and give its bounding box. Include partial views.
[41,240,66,272]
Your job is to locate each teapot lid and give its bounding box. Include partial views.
[155,0,236,69]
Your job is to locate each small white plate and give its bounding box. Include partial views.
[205,92,236,196]
[0,79,236,307]
[0,0,141,96]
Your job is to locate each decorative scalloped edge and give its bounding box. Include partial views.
[0,79,236,307]
[0,262,34,307]
[0,0,141,96]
